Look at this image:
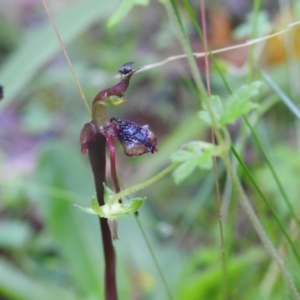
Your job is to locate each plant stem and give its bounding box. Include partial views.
[88,133,117,300]
[110,163,179,204]
[221,154,300,300]
[199,1,229,298]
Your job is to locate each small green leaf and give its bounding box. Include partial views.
[99,197,145,218]
[76,195,145,218]
[123,197,145,212]
[74,204,97,215]
[198,81,262,128]
[91,197,105,216]
[170,141,217,184]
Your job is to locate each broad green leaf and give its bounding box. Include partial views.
[108,0,150,28]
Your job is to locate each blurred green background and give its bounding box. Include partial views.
[0,0,300,299]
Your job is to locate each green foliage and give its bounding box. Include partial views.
[170,141,218,184]
[177,247,266,300]
[198,81,262,128]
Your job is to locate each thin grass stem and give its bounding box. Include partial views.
[221,154,300,300]
[199,0,229,298]
[41,0,92,117]
[134,215,174,300]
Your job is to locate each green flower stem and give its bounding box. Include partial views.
[221,154,300,300]
[110,163,179,204]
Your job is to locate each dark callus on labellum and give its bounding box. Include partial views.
[108,116,157,156]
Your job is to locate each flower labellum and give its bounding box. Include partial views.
[108,116,157,156]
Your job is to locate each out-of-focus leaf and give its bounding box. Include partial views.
[177,247,266,300]
[0,0,117,112]
[35,142,103,298]
[198,95,223,126]
[220,81,262,125]
[0,259,77,300]
[0,220,33,250]
[198,81,262,127]
[170,142,216,184]
[233,11,272,38]
[171,161,196,185]
[107,0,150,28]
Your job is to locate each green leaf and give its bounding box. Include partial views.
[76,195,145,218]
[198,95,223,127]
[170,141,217,184]
[107,0,150,28]
[169,149,198,162]
[220,81,262,126]
[73,204,97,214]
[198,81,262,128]
[172,161,197,184]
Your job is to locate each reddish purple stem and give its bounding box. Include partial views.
[88,134,118,300]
